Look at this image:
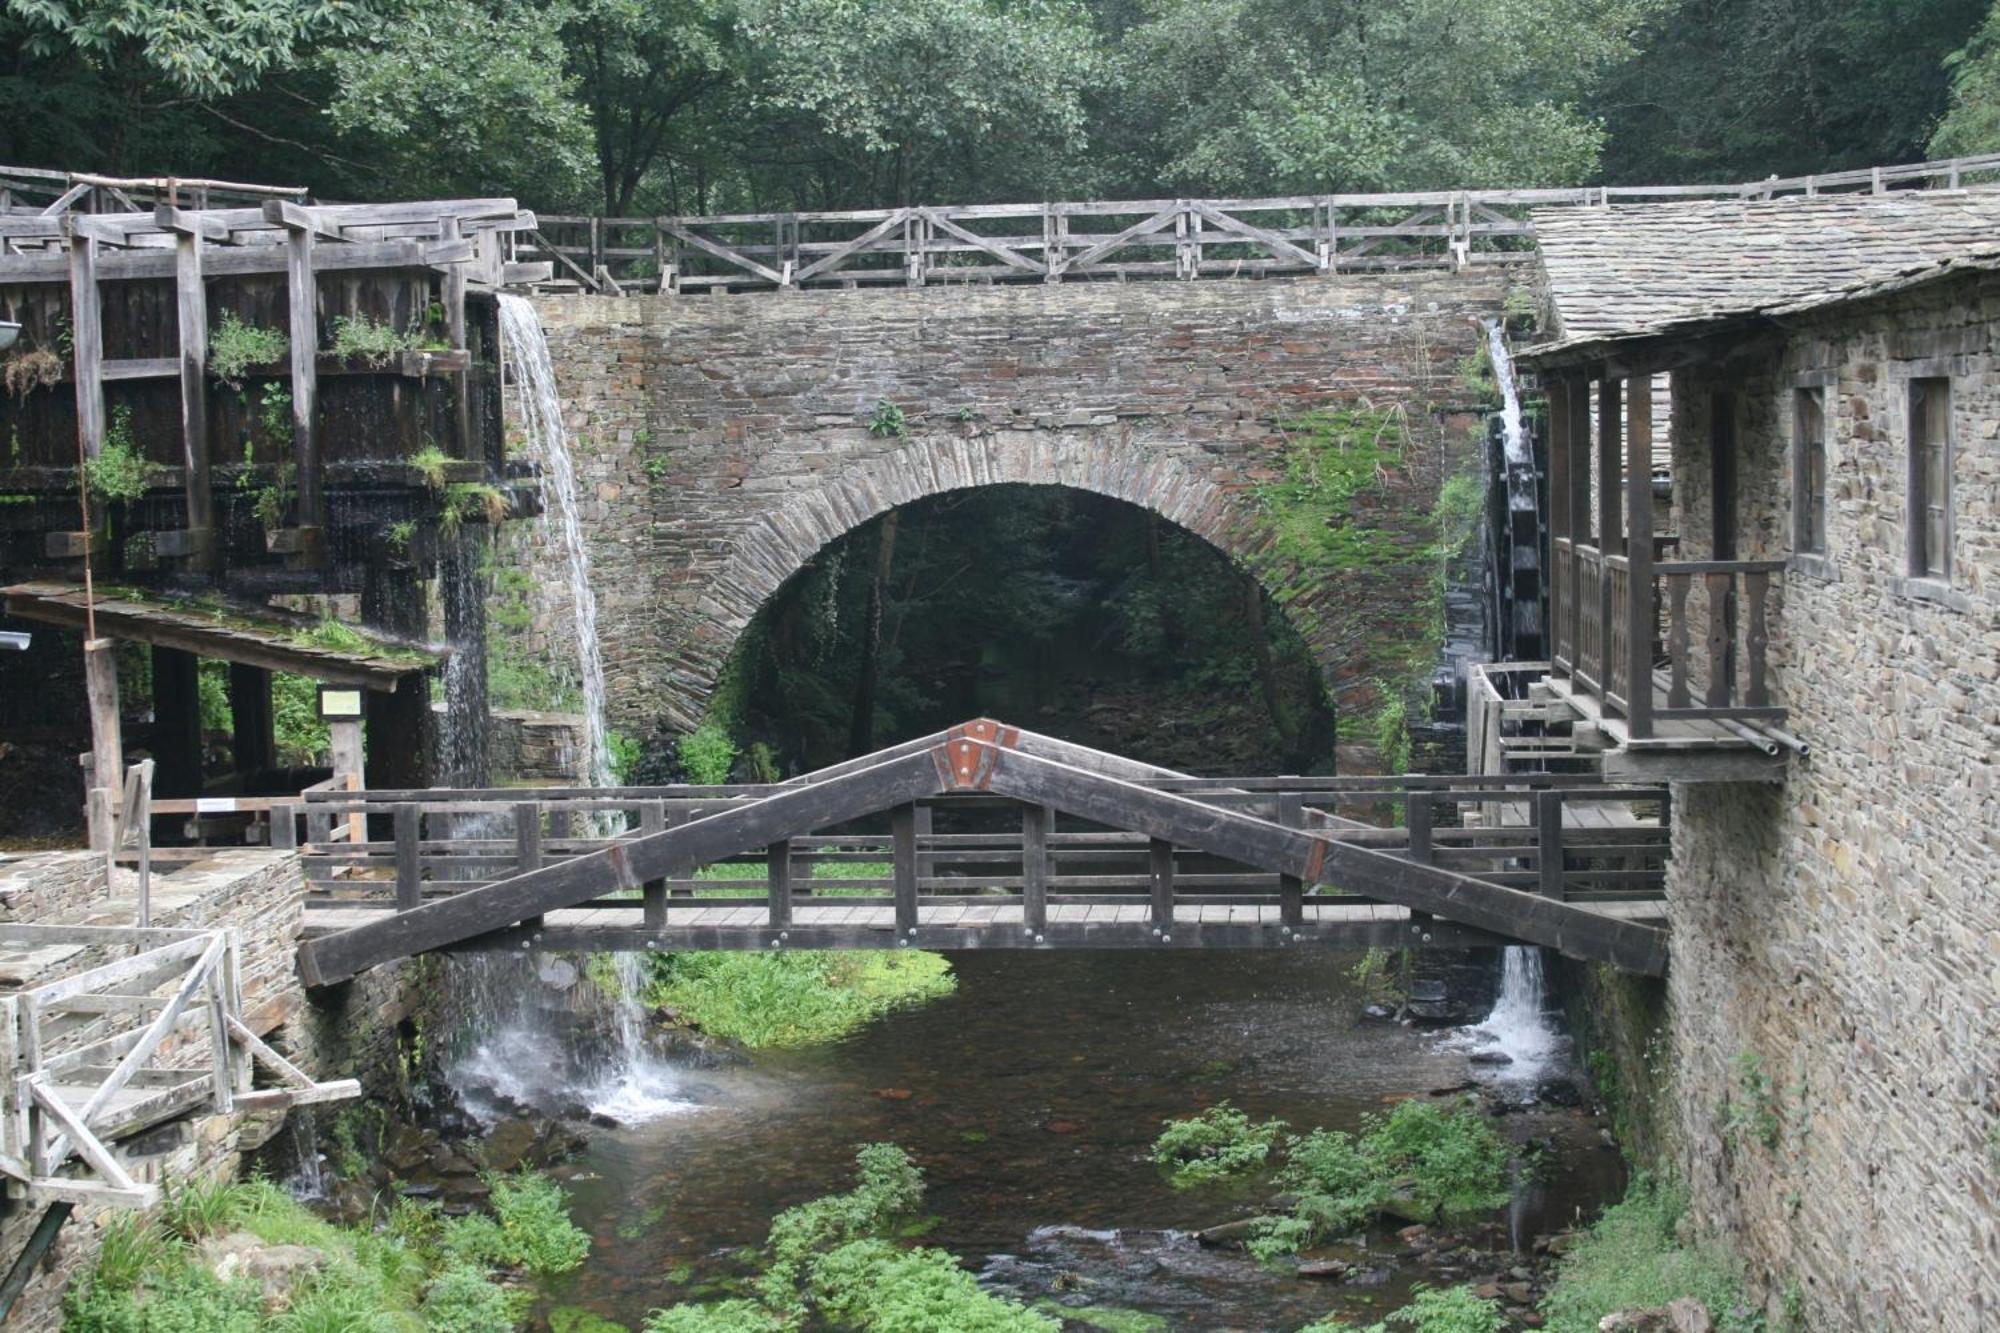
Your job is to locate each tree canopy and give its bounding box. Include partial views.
[2,0,1995,209]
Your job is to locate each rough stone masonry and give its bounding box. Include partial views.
[524,273,1507,736]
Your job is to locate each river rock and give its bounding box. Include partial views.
[1502,1281,1536,1304]
[479,1117,541,1171]
[199,1232,325,1309]
[1195,1217,1272,1247]
[1295,1259,1351,1280]
[384,1123,433,1173]
[1599,1299,1712,1332]
[1378,1187,1435,1225]
[1469,1050,1515,1066]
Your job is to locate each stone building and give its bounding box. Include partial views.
[1516,192,2000,1329]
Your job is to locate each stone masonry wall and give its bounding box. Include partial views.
[1655,272,1999,1329]
[523,274,1505,734]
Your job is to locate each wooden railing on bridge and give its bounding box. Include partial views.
[1554,539,1785,728]
[511,152,2000,293]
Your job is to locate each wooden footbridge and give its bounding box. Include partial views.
[292,721,1669,985]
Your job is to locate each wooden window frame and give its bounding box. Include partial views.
[1906,376,1953,584]
[1792,382,1830,558]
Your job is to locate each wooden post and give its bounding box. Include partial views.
[1596,375,1622,556]
[892,803,918,937]
[1567,378,1593,662]
[1149,838,1174,934]
[1277,791,1304,930]
[393,804,421,911]
[82,639,121,853]
[1625,374,1656,738]
[1536,790,1565,899]
[1405,792,1434,931]
[640,800,666,928]
[1021,804,1048,936]
[513,802,543,873]
[329,719,364,844]
[913,804,934,886]
[1547,378,1570,549]
[282,218,323,561]
[67,230,104,465]
[767,839,792,931]
[227,664,274,782]
[149,646,203,799]
[172,222,213,568]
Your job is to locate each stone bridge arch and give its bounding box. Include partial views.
[525,274,1506,737]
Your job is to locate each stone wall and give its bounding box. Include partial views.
[1647,270,1999,1330]
[522,274,1505,733]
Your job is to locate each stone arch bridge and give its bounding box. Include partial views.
[525,272,1507,734]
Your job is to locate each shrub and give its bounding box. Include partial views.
[65,1263,263,1333]
[328,314,425,367]
[160,1174,247,1240]
[643,950,954,1048]
[678,722,737,784]
[1151,1103,1286,1188]
[421,1263,527,1332]
[1302,1284,1507,1333]
[809,1239,1058,1332]
[644,1299,786,1332]
[1539,1176,1762,1333]
[85,407,151,501]
[488,1171,592,1275]
[209,312,289,387]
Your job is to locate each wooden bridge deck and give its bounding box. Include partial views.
[290,720,1673,982]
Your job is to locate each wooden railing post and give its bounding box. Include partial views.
[1149,839,1174,936]
[1744,571,1771,708]
[1665,573,1693,708]
[640,800,666,929]
[1626,377,1656,737]
[1277,791,1304,930]
[1021,804,1049,937]
[1705,572,1734,707]
[767,839,792,931]
[1596,376,1623,697]
[1405,792,1435,932]
[1536,790,1565,899]
[393,803,420,911]
[512,802,543,873]
[892,804,918,938]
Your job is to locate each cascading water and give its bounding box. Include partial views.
[1475,946,1559,1078]
[441,296,686,1124]
[1487,321,1531,468]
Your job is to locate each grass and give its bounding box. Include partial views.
[65,1171,585,1332]
[644,948,955,1047]
[1538,1175,1764,1333]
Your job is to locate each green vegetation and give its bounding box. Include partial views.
[644,950,955,1047]
[1150,1101,1286,1188]
[209,313,289,388]
[645,1144,1051,1332]
[1302,1285,1506,1332]
[1152,1100,1511,1264]
[84,406,152,501]
[272,671,328,766]
[441,481,508,536]
[65,1171,585,1332]
[865,400,908,440]
[1723,1051,1781,1151]
[678,721,737,784]
[1255,405,1414,574]
[1538,1175,1762,1333]
[327,313,441,366]
[407,443,454,489]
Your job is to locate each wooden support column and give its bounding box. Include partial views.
[1545,379,1573,673]
[1149,838,1174,934]
[1021,804,1048,936]
[328,719,364,845]
[892,804,918,937]
[1596,374,1623,555]
[1625,374,1656,738]
[170,218,213,568]
[912,804,934,886]
[1405,792,1434,931]
[1536,790,1565,899]
[393,804,421,911]
[440,216,471,451]
[361,559,432,790]
[149,647,203,799]
[640,800,666,929]
[1276,791,1304,930]
[227,664,274,782]
[82,639,121,853]
[513,802,543,875]
[767,839,793,931]
[280,216,323,562]
[66,230,105,466]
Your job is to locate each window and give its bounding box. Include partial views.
[1793,387,1827,556]
[1908,378,1951,580]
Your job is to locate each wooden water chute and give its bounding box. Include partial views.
[293,721,1671,985]
[0,172,548,587]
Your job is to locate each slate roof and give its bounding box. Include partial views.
[1530,188,2000,353]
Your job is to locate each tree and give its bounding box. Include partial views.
[1101,0,1649,195]
[5,0,364,97]
[1931,1,2000,156]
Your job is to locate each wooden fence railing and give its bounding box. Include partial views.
[1553,543,1787,731]
[511,152,2000,293]
[293,775,1668,943]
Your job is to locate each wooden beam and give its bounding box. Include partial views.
[1149,838,1174,932]
[281,217,322,562]
[892,804,918,937]
[66,229,104,468]
[1625,374,1656,739]
[170,224,214,569]
[1021,804,1049,936]
[768,839,793,930]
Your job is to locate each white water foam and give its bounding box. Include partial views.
[1486,320,1531,467]
[1447,945,1562,1082]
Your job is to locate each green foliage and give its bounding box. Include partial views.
[440,482,508,536]
[1539,1175,1763,1333]
[644,1300,784,1333]
[1301,1285,1507,1333]
[644,950,955,1048]
[327,314,431,366]
[1150,1102,1286,1188]
[406,444,453,490]
[209,314,290,389]
[85,406,151,501]
[440,1172,592,1277]
[1723,1051,1781,1151]
[7,0,364,97]
[65,1261,265,1333]
[420,1264,527,1332]
[678,721,737,784]
[1934,2,2000,154]
[88,1215,181,1293]
[257,384,292,440]
[160,1173,247,1240]
[271,671,330,767]
[641,451,672,481]
[1254,406,1413,571]
[865,400,908,439]
[808,1239,1060,1332]
[606,729,642,783]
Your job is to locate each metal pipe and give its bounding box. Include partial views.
[1718,719,1782,756]
[0,1203,74,1321]
[1751,722,1811,758]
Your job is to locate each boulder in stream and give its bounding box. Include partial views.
[199,1232,325,1309]
[1599,1299,1713,1332]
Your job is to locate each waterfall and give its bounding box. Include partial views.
[1469,946,1559,1080]
[1486,320,1531,467]
[496,293,616,793]
[440,295,685,1125]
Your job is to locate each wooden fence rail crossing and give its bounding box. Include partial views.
[293,721,1670,985]
[509,151,2000,293]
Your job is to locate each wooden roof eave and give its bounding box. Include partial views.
[0,582,439,690]
[1518,316,1785,379]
